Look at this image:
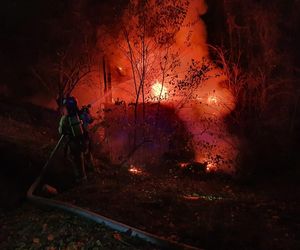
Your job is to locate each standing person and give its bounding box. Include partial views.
[59,96,87,182]
[79,104,96,172]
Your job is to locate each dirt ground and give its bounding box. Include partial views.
[1,99,299,250]
[0,204,159,250]
[56,165,300,250]
[0,99,160,250]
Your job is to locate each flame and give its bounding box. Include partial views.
[207,95,218,105]
[72,0,239,174]
[206,162,217,172]
[128,165,143,175]
[179,162,189,168]
[179,161,218,173]
[151,81,168,100]
[183,195,200,201]
[183,194,223,201]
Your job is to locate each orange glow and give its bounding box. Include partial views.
[69,0,239,174]
[207,95,218,105]
[116,65,126,77]
[206,162,217,172]
[151,81,168,101]
[179,162,189,168]
[128,165,143,175]
[183,194,223,201]
[183,195,200,201]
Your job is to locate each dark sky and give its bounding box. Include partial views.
[0,0,127,97]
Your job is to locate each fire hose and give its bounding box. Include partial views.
[27,135,202,250]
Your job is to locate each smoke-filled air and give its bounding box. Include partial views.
[1,0,299,249]
[73,0,238,173]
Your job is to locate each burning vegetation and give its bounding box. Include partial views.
[1,0,300,249]
[70,0,240,174]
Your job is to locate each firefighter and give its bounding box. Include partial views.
[79,104,95,172]
[59,96,87,182]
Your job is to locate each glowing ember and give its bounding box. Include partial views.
[151,81,168,100]
[183,195,200,200]
[183,194,224,201]
[206,162,217,172]
[179,162,189,168]
[128,165,143,175]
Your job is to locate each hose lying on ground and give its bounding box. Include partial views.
[27,135,202,250]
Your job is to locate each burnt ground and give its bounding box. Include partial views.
[0,98,299,250]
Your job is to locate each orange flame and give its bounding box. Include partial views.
[128,165,143,175]
[151,81,168,101]
[206,162,217,172]
[207,95,218,105]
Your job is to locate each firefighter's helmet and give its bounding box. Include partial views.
[63,96,79,116]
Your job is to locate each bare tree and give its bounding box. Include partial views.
[118,0,189,145]
[31,0,97,109]
[32,39,95,108]
[122,2,189,99]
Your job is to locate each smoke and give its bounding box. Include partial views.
[175,0,209,66]
[74,0,239,172]
[170,0,238,172]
